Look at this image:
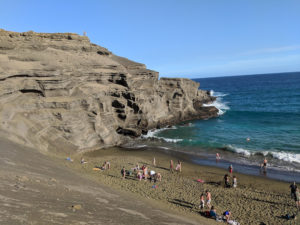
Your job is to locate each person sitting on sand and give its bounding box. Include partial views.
[135,163,140,171]
[137,171,142,181]
[223,210,231,222]
[224,174,230,188]
[290,181,297,200]
[206,190,211,208]
[106,161,110,169]
[170,160,174,173]
[232,176,237,188]
[209,206,217,219]
[101,161,107,170]
[155,172,162,182]
[199,193,205,210]
[149,170,156,182]
[121,166,126,179]
[80,157,87,164]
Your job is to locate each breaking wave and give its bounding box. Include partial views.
[203,90,230,115]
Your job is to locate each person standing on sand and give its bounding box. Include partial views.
[143,166,148,181]
[228,164,233,176]
[232,176,237,188]
[199,193,205,210]
[290,182,297,199]
[205,190,211,208]
[170,160,174,173]
[153,157,156,167]
[294,187,300,210]
[121,167,126,179]
[176,160,182,172]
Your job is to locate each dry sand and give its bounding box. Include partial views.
[63,147,300,225]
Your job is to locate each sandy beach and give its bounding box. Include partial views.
[63,147,300,225]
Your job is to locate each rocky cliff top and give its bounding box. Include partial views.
[0,29,217,153]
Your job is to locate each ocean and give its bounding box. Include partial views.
[127,72,300,182]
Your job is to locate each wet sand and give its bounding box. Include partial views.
[64,147,300,225]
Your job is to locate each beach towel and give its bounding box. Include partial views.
[93,168,101,171]
[197,179,205,183]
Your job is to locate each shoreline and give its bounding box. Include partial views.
[64,146,300,225]
[124,139,300,183]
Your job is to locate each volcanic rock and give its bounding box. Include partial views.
[0,29,217,152]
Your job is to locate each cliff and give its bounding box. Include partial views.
[0,29,218,153]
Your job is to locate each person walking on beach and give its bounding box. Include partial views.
[205,190,211,209]
[153,157,156,167]
[294,187,300,210]
[143,166,148,181]
[170,160,174,173]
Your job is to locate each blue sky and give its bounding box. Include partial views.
[1,0,300,78]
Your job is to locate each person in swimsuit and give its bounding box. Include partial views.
[216,153,220,163]
[206,190,211,208]
[223,210,231,222]
[143,166,148,181]
[261,158,268,172]
[153,157,156,167]
[121,167,126,179]
[199,193,205,209]
[228,164,233,176]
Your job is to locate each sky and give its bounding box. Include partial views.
[1,0,300,78]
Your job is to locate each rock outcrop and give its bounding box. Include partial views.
[0,29,218,152]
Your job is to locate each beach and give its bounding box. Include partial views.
[63,147,300,225]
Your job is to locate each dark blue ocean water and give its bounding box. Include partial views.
[142,72,300,176]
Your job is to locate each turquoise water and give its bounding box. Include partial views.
[140,72,300,176]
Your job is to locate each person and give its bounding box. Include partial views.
[153,157,156,167]
[232,176,237,188]
[143,166,148,181]
[223,210,231,222]
[149,170,156,182]
[206,190,211,208]
[137,171,142,181]
[80,157,87,164]
[106,161,110,169]
[228,164,233,176]
[135,163,140,171]
[176,160,182,172]
[101,161,107,170]
[224,174,230,188]
[199,193,205,210]
[155,172,162,182]
[290,182,297,199]
[170,160,174,173]
[121,167,126,179]
[261,158,267,172]
[294,187,300,210]
[209,206,217,219]
[216,153,220,162]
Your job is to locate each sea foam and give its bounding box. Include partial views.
[203,90,230,115]
[142,127,183,143]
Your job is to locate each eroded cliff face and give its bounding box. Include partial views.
[0,29,217,152]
